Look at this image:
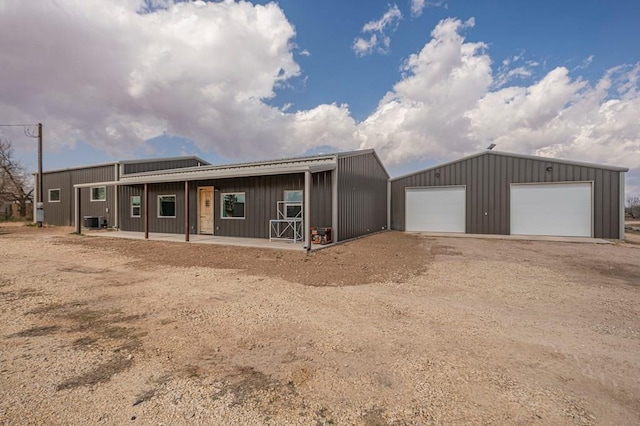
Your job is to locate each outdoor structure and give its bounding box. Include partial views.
[64,149,388,246]
[390,150,628,239]
[38,157,208,227]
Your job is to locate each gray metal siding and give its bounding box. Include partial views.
[310,171,332,229]
[42,165,116,226]
[391,152,622,239]
[120,174,306,238]
[118,185,145,232]
[337,152,388,241]
[122,158,204,175]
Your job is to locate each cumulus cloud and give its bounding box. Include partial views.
[1,2,638,195]
[0,0,355,160]
[356,16,640,194]
[410,0,447,18]
[352,4,403,56]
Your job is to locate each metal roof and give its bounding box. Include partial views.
[119,157,338,184]
[390,150,629,181]
[42,155,209,175]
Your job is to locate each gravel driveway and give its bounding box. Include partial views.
[1,224,639,425]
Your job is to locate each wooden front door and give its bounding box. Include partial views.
[198,187,214,234]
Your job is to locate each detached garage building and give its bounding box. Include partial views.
[391,150,628,239]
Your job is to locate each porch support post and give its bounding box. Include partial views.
[304,171,311,250]
[185,181,190,242]
[331,168,338,243]
[144,183,149,240]
[74,186,81,234]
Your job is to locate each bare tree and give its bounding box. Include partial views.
[0,137,33,218]
[628,196,640,219]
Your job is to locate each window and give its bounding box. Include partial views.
[91,186,106,202]
[158,195,176,218]
[221,192,245,219]
[284,190,303,219]
[48,189,61,203]
[131,196,141,218]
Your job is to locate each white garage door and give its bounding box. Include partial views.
[510,182,592,237]
[406,186,466,233]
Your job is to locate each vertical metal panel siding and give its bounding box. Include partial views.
[42,171,73,226]
[310,171,332,228]
[122,159,203,175]
[391,152,621,239]
[337,152,388,241]
[118,185,145,232]
[132,174,305,237]
[42,165,115,226]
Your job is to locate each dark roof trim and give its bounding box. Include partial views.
[42,155,208,175]
[390,150,629,181]
[119,155,210,166]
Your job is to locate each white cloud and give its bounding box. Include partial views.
[410,0,447,18]
[0,0,357,160]
[356,17,640,195]
[353,4,402,56]
[1,3,638,196]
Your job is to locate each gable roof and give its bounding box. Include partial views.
[390,150,629,181]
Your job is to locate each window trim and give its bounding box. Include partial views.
[284,190,303,219]
[220,192,246,220]
[157,194,176,218]
[130,195,141,218]
[48,188,61,203]
[90,186,107,202]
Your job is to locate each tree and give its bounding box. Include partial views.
[0,137,33,218]
[628,196,640,219]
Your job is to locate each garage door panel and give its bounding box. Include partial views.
[510,182,592,237]
[406,187,465,233]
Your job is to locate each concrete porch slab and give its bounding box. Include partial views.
[83,230,323,251]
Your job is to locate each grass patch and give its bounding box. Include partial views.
[9,325,60,338]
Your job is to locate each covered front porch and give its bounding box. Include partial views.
[83,229,330,251]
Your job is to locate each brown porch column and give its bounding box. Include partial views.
[185,181,190,242]
[144,183,149,240]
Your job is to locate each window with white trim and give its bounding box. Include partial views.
[131,195,141,218]
[90,186,106,201]
[158,195,176,218]
[221,192,245,219]
[48,189,61,203]
[284,190,303,219]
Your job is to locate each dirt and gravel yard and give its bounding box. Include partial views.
[1,224,639,425]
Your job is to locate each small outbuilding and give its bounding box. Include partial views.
[390,150,628,239]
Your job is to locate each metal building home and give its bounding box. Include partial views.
[66,150,388,246]
[390,150,628,239]
[39,157,208,227]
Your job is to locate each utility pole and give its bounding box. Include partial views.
[37,123,43,227]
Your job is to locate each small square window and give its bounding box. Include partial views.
[221,192,245,219]
[284,190,302,219]
[131,195,141,218]
[158,195,176,218]
[48,189,61,203]
[91,186,106,202]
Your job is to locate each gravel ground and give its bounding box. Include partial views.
[1,224,639,425]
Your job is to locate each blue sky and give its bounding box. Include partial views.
[1,0,639,195]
